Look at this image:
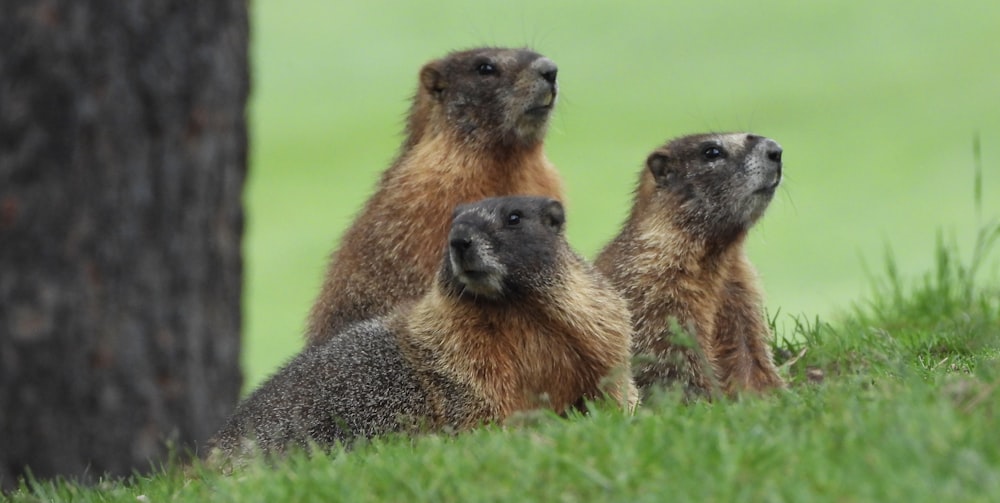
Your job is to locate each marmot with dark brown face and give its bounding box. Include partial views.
[208,196,636,462]
[306,47,565,345]
[595,133,785,397]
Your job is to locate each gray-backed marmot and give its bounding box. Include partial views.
[209,196,636,462]
[595,133,785,397]
[306,47,565,345]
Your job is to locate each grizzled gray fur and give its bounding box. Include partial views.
[206,319,451,459]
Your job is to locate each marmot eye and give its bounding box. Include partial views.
[476,62,497,76]
[703,146,725,160]
[506,211,522,226]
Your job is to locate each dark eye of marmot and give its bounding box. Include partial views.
[506,211,522,226]
[702,146,725,161]
[476,62,497,76]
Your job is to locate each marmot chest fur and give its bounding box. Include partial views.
[595,132,786,397]
[209,196,635,462]
[307,47,566,345]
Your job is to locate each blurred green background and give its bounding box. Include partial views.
[243,0,1000,390]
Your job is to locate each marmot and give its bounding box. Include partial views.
[208,196,636,461]
[306,47,565,345]
[595,133,785,397]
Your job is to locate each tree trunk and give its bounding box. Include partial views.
[0,0,248,489]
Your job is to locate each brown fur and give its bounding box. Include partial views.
[595,132,785,397]
[395,275,636,424]
[401,263,638,422]
[307,47,565,345]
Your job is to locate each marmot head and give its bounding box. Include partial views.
[642,133,783,243]
[411,47,558,149]
[441,196,566,300]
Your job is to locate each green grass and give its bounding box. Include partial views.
[244,0,1000,389]
[8,211,1000,502]
[14,381,1000,502]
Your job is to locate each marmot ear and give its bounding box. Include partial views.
[419,63,446,97]
[647,152,676,187]
[542,200,565,233]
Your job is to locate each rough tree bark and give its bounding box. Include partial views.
[0,0,248,489]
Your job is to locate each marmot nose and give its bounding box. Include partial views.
[532,57,558,84]
[450,236,472,255]
[762,139,783,163]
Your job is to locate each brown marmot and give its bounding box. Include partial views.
[306,47,565,345]
[208,196,636,461]
[595,132,786,397]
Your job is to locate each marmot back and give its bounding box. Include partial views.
[307,47,566,345]
[595,132,786,397]
[208,196,635,463]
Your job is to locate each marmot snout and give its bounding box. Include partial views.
[447,223,508,299]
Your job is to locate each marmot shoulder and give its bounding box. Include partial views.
[208,196,636,463]
[595,132,786,397]
[307,47,566,345]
